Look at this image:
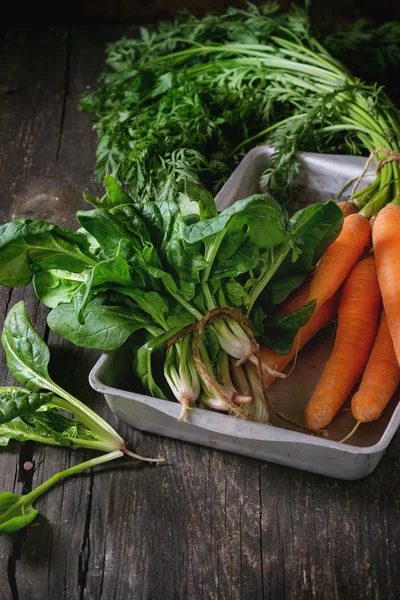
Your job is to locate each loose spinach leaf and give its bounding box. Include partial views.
[48,303,151,350]
[24,407,96,447]
[0,492,38,535]
[30,406,97,441]
[2,302,52,392]
[0,450,125,535]
[0,418,39,446]
[0,406,96,448]
[262,300,317,355]
[0,387,53,425]
[1,301,134,457]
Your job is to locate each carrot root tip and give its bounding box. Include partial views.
[339,421,361,444]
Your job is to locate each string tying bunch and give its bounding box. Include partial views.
[351,148,400,197]
[167,306,321,435]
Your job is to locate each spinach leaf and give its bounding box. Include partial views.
[76,208,142,257]
[178,180,218,220]
[0,407,95,448]
[104,174,133,205]
[0,492,38,535]
[0,450,124,535]
[2,302,53,392]
[48,303,151,350]
[262,300,317,355]
[0,418,41,446]
[84,175,133,209]
[290,200,344,271]
[73,240,134,322]
[24,407,97,447]
[133,200,207,287]
[223,280,244,307]
[0,387,53,425]
[109,204,151,246]
[134,342,169,400]
[0,220,97,287]
[33,269,87,308]
[1,301,129,453]
[248,201,344,312]
[183,194,288,248]
[211,242,259,281]
[121,288,170,328]
[262,274,308,307]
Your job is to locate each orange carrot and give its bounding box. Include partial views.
[308,213,371,310]
[372,204,400,364]
[337,201,357,217]
[260,291,340,387]
[305,256,381,430]
[352,310,400,422]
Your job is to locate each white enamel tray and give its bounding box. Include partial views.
[89,147,400,480]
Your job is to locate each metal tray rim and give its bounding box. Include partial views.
[89,352,400,456]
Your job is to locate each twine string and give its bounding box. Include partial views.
[167,306,319,434]
[351,148,400,197]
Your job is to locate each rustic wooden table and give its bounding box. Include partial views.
[1,26,400,600]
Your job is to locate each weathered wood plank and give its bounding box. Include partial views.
[0,26,73,600]
[1,24,125,600]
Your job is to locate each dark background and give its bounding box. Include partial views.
[7,0,400,26]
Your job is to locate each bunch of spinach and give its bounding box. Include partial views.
[0,302,163,535]
[0,176,343,420]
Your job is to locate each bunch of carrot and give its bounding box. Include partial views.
[260,200,400,439]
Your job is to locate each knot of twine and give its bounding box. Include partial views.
[352,148,400,196]
[167,306,319,435]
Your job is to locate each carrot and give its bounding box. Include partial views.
[305,256,381,430]
[337,200,357,217]
[260,290,340,387]
[308,213,371,310]
[352,310,400,422]
[372,204,400,364]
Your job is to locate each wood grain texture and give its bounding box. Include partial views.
[1,24,400,600]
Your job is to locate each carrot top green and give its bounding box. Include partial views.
[80,3,400,214]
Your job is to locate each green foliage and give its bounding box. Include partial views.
[0,175,344,410]
[1,302,123,451]
[79,3,400,207]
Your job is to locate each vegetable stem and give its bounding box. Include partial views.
[25,451,124,505]
[50,391,124,450]
[246,241,292,314]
